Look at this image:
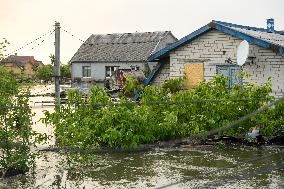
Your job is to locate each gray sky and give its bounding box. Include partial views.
[1,0,283,64]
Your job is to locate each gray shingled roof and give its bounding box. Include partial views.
[230,27,284,47]
[70,31,172,63]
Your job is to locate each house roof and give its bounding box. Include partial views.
[70,31,175,63]
[145,20,284,85]
[148,20,284,62]
[1,55,42,68]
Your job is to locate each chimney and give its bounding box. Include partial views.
[267,18,275,33]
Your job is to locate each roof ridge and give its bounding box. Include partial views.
[213,20,284,35]
[90,31,171,36]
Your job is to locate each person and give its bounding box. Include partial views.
[119,71,126,88]
[105,79,111,90]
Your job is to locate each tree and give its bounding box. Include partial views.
[61,64,71,79]
[49,54,55,65]
[0,38,9,61]
[35,64,53,81]
[48,54,71,79]
[0,38,8,60]
[0,41,47,177]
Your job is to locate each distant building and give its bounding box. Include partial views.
[0,55,44,78]
[70,31,177,83]
[146,19,284,98]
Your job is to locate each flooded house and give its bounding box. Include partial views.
[70,31,177,88]
[0,54,43,78]
[146,19,284,98]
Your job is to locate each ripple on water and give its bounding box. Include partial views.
[1,146,284,189]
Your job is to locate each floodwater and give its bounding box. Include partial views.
[1,85,284,189]
[1,146,284,189]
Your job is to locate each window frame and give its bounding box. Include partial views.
[216,64,242,88]
[105,66,119,78]
[82,66,91,78]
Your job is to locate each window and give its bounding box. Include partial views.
[130,66,140,71]
[105,66,119,78]
[82,66,91,77]
[216,65,242,88]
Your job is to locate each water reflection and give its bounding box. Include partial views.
[1,146,284,189]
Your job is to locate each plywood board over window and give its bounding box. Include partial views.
[184,63,204,89]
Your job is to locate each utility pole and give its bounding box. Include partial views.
[54,21,61,110]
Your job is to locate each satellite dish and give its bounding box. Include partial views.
[237,40,249,66]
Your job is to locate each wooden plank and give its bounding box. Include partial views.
[184,63,204,89]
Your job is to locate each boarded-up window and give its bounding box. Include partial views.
[184,63,204,88]
[216,65,242,87]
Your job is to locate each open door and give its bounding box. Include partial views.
[184,63,204,89]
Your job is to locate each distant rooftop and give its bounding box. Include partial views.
[1,55,43,68]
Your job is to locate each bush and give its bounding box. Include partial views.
[0,66,47,177]
[123,76,143,97]
[35,64,53,82]
[162,77,185,93]
[43,75,283,149]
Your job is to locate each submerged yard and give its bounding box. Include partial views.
[2,146,284,188]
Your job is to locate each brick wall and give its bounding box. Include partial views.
[152,29,284,97]
[169,30,242,80]
[243,44,284,98]
[151,61,170,86]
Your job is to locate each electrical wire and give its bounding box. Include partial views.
[3,29,54,58]
[62,28,93,46]
[28,30,55,51]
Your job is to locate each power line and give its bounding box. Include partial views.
[3,29,54,58]
[62,28,93,46]
[29,30,55,51]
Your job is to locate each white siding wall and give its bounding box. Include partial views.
[72,62,145,82]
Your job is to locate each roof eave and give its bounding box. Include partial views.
[145,21,284,86]
[148,21,284,62]
[214,22,284,57]
[148,24,212,62]
[213,20,284,35]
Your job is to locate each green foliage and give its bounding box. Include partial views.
[162,77,185,93]
[61,64,71,78]
[0,38,9,61]
[252,101,284,136]
[44,75,282,149]
[49,54,55,65]
[123,76,142,97]
[35,63,70,81]
[0,66,47,176]
[35,64,53,81]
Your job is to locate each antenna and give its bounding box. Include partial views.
[237,40,249,66]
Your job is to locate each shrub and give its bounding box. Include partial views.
[0,66,47,177]
[43,75,282,149]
